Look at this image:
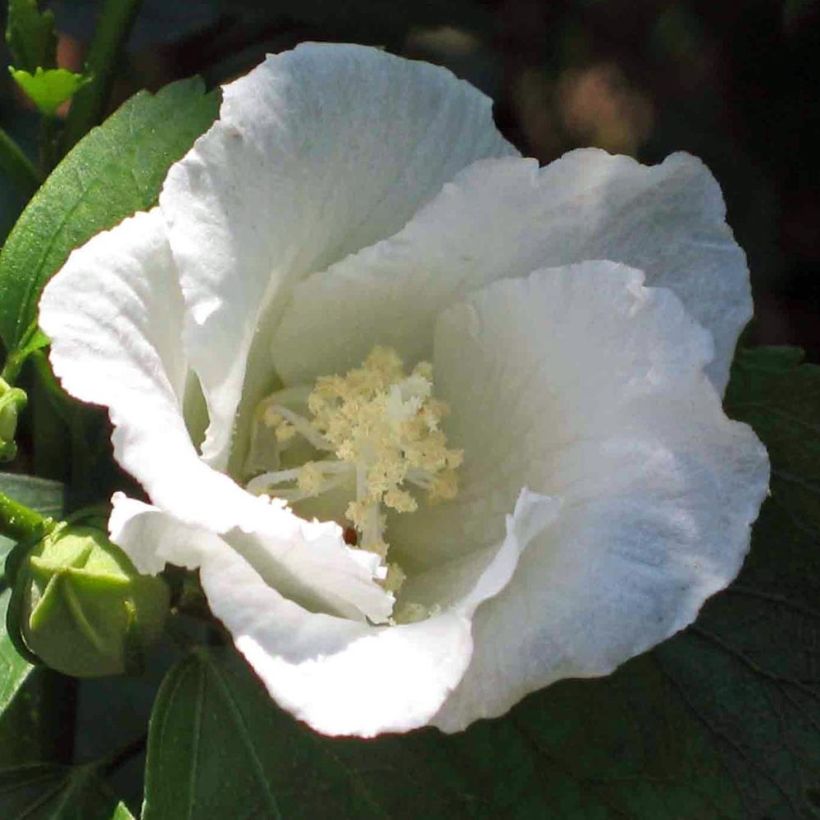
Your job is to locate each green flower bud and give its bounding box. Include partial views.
[0,378,26,462]
[18,523,170,677]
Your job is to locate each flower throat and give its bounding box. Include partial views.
[247,347,462,565]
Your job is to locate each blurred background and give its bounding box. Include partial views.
[1,0,818,357]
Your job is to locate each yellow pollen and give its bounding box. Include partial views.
[274,422,296,443]
[428,469,460,503]
[248,346,462,581]
[384,488,417,513]
[297,462,327,495]
[383,563,407,593]
[392,602,433,625]
[263,408,283,427]
[311,346,461,544]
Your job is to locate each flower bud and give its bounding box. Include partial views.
[0,379,26,462]
[18,523,170,677]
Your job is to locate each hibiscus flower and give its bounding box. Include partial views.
[39,43,768,737]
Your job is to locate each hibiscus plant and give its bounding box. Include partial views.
[0,2,816,818]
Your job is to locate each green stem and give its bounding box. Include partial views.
[101,733,147,776]
[60,0,143,156]
[0,126,41,199]
[0,490,49,543]
[0,356,22,386]
[1,324,48,385]
[38,115,60,177]
[164,615,198,652]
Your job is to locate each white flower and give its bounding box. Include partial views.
[39,43,769,737]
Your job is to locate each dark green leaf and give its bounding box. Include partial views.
[143,647,284,820]
[0,473,64,716]
[0,77,220,353]
[0,671,57,767]
[144,347,819,819]
[652,346,820,816]
[0,763,118,819]
[9,67,91,117]
[146,647,744,819]
[0,589,33,717]
[4,0,56,74]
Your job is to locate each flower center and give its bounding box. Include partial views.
[247,347,462,577]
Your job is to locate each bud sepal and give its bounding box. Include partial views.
[9,517,170,677]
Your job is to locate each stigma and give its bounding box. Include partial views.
[246,347,462,563]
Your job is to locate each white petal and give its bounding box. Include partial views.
[419,263,768,731]
[111,493,392,624]
[39,209,192,494]
[110,497,533,737]
[273,151,748,393]
[109,495,217,573]
[40,212,392,623]
[160,42,516,470]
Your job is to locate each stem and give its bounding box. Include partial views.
[101,733,147,776]
[0,355,23,386]
[60,0,143,155]
[1,324,49,385]
[0,490,49,543]
[164,615,198,651]
[38,116,60,177]
[0,127,41,199]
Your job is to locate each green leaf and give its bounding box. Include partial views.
[144,347,819,819]
[145,647,744,819]
[0,77,220,353]
[143,647,283,820]
[652,345,820,816]
[0,473,64,718]
[0,594,33,719]
[4,0,56,74]
[9,67,91,117]
[0,763,118,819]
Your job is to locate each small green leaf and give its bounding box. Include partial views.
[111,802,135,820]
[0,762,118,819]
[4,0,56,74]
[0,77,220,353]
[142,346,819,818]
[9,67,91,117]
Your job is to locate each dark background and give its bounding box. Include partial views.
[2,0,818,357]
